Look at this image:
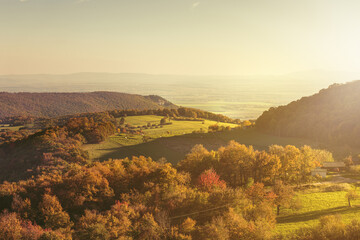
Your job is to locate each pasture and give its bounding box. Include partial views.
[83,115,313,164]
[0,124,24,131]
[276,184,360,237]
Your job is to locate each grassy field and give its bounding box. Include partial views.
[83,115,238,162]
[276,184,360,237]
[0,124,24,131]
[83,115,314,164]
[123,115,237,138]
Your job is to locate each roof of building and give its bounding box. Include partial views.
[322,162,346,168]
[312,168,327,172]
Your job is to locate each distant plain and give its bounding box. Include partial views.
[0,71,356,119]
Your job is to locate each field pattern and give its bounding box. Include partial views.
[83,115,313,163]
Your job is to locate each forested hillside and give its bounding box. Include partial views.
[0,92,176,118]
[256,81,360,148]
[0,110,334,239]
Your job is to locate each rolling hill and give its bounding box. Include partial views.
[256,80,360,148]
[0,91,176,118]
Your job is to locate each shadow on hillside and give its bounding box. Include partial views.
[97,133,195,164]
[94,129,316,165]
[277,206,360,224]
[96,131,228,164]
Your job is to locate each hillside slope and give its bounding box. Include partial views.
[0,91,176,118]
[256,81,360,147]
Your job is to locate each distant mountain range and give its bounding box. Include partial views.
[0,92,176,118]
[256,80,360,148]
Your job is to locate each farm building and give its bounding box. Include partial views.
[311,168,327,178]
[322,162,346,170]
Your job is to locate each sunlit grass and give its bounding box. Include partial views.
[83,115,314,164]
[83,115,238,161]
[0,124,24,131]
[276,188,360,236]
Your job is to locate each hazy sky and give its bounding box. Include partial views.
[1,0,360,75]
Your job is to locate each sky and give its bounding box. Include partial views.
[1,0,360,75]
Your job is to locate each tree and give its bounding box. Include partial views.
[119,117,125,125]
[136,213,162,240]
[75,210,110,240]
[218,141,255,186]
[0,211,45,240]
[160,118,167,125]
[197,169,226,192]
[273,180,294,215]
[199,216,229,240]
[346,189,359,207]
[177,144,218,182]
[0,211,22,240]
[344,156,354,169]
[180,218,196,234]
[38,194,72,230]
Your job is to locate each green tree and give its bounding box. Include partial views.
[346,189,359,207]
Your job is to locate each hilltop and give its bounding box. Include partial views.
[0,91,176,118]
[256,80,360,148]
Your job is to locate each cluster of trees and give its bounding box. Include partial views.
[0,107,241,182]
[256,81,360,148]
[208,124,232,132]
[0,154,296,240]
[0,116,35,126]
[115,120,168,136]
[0,129,38,144]
[0,113,116,181]
[178,142,334,187]
[109,107,240,124]
[0,135,335,239]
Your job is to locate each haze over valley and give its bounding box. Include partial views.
[1,70,357,119]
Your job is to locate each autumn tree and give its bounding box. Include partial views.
[344,156,354,169]
[272,180,294,215]
[197,169,226,192]
[135,213,162,240]
[346,189,359,207]
[178,144,218,182]
[38,194,72,230]
[75,210,110,240]
[0,211,22,240]
[0,211,46,240]
[218,141,255,186]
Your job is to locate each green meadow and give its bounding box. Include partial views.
[83,115,313,164]
[276,185,360,237]
[0,124,24,131]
